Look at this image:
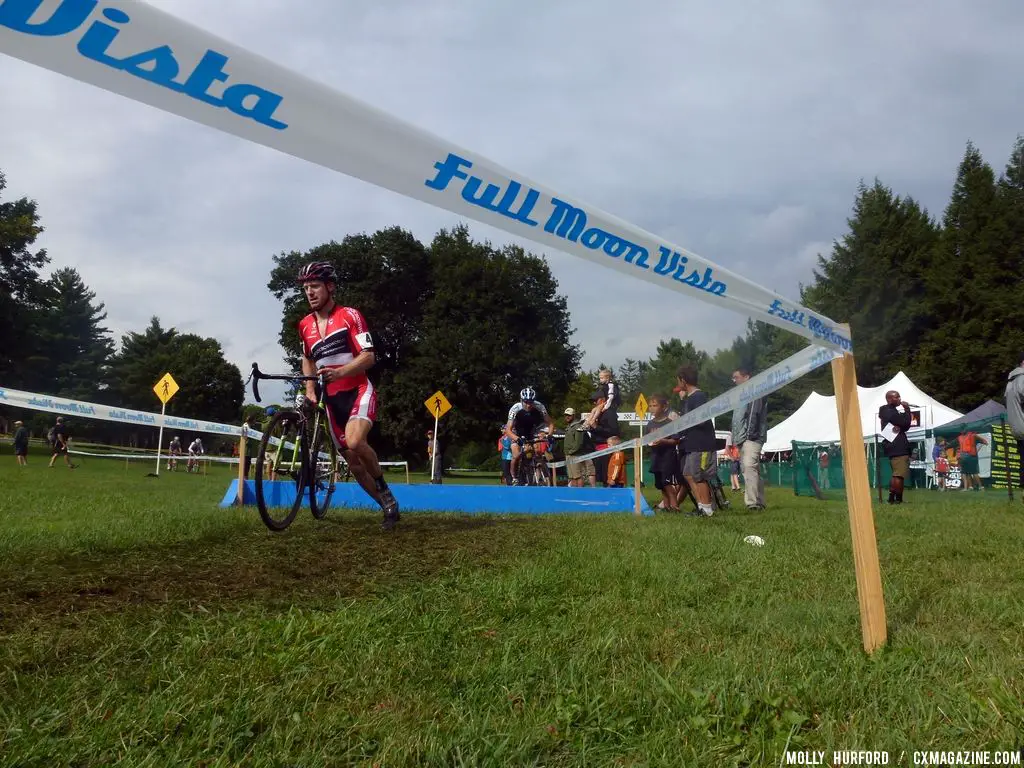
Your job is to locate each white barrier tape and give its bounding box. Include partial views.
[66,448,409,470]
[0,385,247,438]
[0,0,851,354]
[548,345,842,468]
[70,449,239,464]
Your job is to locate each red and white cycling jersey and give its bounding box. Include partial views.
[297,304,374,396]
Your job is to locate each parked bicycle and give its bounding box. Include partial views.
[245,363,339,531]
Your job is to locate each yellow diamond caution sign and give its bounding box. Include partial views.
[425,390,452,419]
[154,372,180,405]
[634,393,649,421]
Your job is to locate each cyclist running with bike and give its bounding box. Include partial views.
[504,387,556,485]
[296,261,400,529]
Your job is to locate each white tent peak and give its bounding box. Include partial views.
[763,370,962,452]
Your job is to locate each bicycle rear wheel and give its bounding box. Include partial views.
[308,413,337,520]
[255,409,307,531]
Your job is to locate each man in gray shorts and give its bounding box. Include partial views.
[676,365,718,517]
[562,408,596,487]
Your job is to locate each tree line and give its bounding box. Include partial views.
[577,137,1024,427]
[0,170,244,448]
[3,135,1021,462]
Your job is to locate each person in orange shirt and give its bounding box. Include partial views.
[606,436,627,488]
[957,427,988,491]
[727,443,741,491]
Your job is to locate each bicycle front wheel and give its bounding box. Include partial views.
[255,410,307,531]
[308,413,337,520]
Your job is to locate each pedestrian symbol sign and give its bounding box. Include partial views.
[634,393,648,421]
[425,390,452,419]
[154,373,180,405]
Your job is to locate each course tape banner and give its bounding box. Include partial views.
[0,0,851,354]
[0,385,245,437]
[550,344,843,469]
[70,449,239,464]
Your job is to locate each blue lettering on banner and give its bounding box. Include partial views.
[738,366,793,405]
[425,152,540,226]
[21,396,97,415]
[767,299,807,328]
[651,246,726,296]
[0,0,289,130]
[424,152,729,296]
[109,409,157,425]
[810,347,837,369]
[544,198,652,269]
[807,317,853,352]
[0,389,6,400]
[767,299,853,351]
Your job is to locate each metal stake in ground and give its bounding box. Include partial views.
[424,390,452,483]
[150,373,180,478]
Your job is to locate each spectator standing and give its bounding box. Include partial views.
[818,449,831,491]
[932,437,949,491]
[726,443,741,491]
[676,365,718,518]
[498,428,513,485]
[562,407,596,487]
[585,389,620,486]
[427,428,443,484]
[648,394,683,510]
[878,390,913,504]
[13,420,29,466]
[1006,353,1024,496]
[956,427,988,492]
[606,436,626,488]
[730,367,767,511]
[47,416,74,469]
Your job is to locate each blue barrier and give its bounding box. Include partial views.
[220,480,654,516]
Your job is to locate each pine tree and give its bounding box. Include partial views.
[615,358,646,404]
[35,267,115,400]
[914,142,1023,410]
[998,135,1024,294]
[802,179,938,387]
[0,170,50,389]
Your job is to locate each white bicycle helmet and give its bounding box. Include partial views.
[520,387,536,401]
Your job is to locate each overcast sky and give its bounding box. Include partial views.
[2,0,1022,406]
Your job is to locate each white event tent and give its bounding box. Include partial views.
[764,371,962,453]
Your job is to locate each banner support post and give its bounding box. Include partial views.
[430,407,440,483]
[154,401,166,477]
[236,424,248,505]
[633,442,642,517]
[831,350,887,654]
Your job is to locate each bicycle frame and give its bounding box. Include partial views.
[246,363,333,478]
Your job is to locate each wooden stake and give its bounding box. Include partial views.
[831,352,887,653]
[633,442,642,517]
[236,425,247,505]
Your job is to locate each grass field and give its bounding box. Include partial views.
[1,450,1022,767]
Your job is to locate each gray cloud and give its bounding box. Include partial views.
[2,0,1022,410]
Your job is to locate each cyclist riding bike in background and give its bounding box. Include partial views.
[187,437,204,473]
[296,260,400,530]
[505,387,556,485]
[168,435,182,472]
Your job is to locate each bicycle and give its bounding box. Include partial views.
[245,363,339,531]
[514,435,553,487]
